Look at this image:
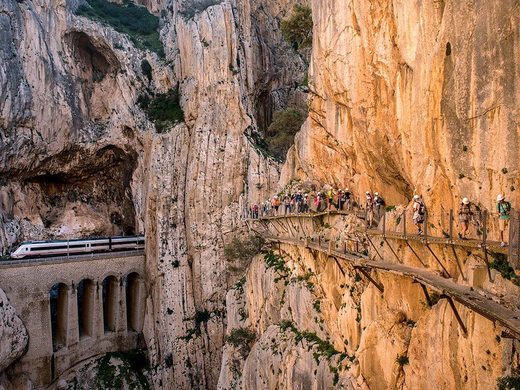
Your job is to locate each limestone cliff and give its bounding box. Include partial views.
[0,0,304,387]
[0,288,28,389]
[284,0,520,212]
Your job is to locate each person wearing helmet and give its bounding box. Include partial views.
[496,194,511,247]
[412,195,426,235]
[458,197,474,239]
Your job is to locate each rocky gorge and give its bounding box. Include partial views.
[1,0,520,389]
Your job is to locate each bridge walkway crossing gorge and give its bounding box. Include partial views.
[247,211,520,340]
[0,250,146,387]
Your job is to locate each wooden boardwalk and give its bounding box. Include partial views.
[263,234,520,339]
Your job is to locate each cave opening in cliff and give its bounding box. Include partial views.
[21,146,137,238]
[50,283,69,351]
[67,31,118,83]
[77,279,95,338]
[102,276,118,333]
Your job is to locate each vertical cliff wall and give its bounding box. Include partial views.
[284,0,520,211]
[142,1,307,387]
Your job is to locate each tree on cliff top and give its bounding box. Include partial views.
[281,5,313,51]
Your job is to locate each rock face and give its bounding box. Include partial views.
[4,0,520,388]
[284,0,520,211]
[0,288,28,373]
[0,0,304,387]
[142,1,305,387]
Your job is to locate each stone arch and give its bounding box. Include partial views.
[125,272,144,332]
[50,283,69,351]
[77,279,96,338]
[102,275,119,333]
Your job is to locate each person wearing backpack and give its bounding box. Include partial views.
[497,194,511,247]
[458,197,474,239]
[412,195,426,235]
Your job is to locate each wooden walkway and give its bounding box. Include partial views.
[252,210,508,254]
[263,234,520,339]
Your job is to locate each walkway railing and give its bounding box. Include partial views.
[246,205,519,261]
[251,222,520,340]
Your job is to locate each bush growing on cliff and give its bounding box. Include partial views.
[180,0,222,19]
[498,367,520,390]
[224,235,265,262]
[264,108,306,161]
[281,5,313,51]
[226,327,257,357]
[138,88,184,133]
[77,0,164,57]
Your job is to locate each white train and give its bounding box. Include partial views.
[10,236,145,259]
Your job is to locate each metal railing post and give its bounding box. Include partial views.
[403,210,407,239]
[482,210,488,247]
[383,211,386,237]
[423,210,428,241]
[449,209,454,240]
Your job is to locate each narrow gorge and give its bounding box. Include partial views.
[1,0,520,389]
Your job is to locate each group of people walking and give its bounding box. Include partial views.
[248,188,513,247]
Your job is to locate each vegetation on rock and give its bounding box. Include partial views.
[180,0,222,19]
[498,368,520,390]
[224,235,265,274]
[281,5,313,51]
[226,327,257,357]
[77,0,164,57]
[267,108,306,161]
[138,88,184,133]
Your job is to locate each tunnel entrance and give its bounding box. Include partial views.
[125,273,144,332]
[102,276,118,333]
[50,283,68,351]
[77,279,95,338]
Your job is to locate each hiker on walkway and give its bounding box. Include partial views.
[302,194,309,213]
[412,195,426,235]
[263,199,270,216]
[365,191,374,227]
[497,194,511,247]
[314,192,324,212]
[458,197,474,239]
[374,192,385,222]
[295,191,303,213]
[272,196,281,215]
[283,195,291,215]
[327,187,335,211]
[343,188,352,210]
[252,204,259,219]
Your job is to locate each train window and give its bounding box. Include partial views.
[31,245,69,251]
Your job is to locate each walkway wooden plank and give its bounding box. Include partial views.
[264,234,520,340]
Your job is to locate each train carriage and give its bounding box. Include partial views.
[10,236,145,259]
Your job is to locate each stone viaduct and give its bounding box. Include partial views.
[0,251,146,387]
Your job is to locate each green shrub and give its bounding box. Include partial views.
[226,327,256,357]
[264,108,306,161]
[141,59,153,81]
[281,5,313,51]
[138,88,184,133]
[489,253,520,285]
[498,367,520,390]
[224,235,265,264]
[180,0,221,19]
[76,0,164,57]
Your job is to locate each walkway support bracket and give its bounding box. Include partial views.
[356,267,384,293]
[425,244,451,278]
[442,295,468,335]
